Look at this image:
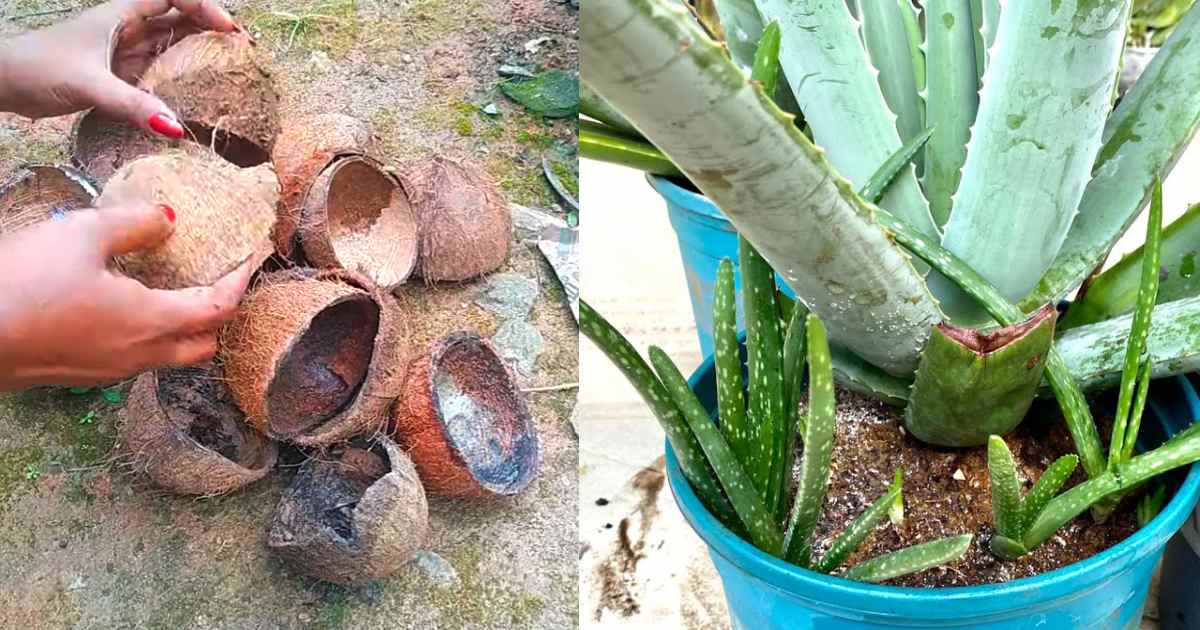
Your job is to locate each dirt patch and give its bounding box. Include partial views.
[807,387,1140,587]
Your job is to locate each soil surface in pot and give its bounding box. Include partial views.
[804,387,1141,587]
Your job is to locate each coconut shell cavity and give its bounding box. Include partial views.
[70,110,209,184]
[299,154,419,290]
[391,331,539,497]
[220,269,408,447]
[117,365,278,496]
[96,152,278,289]
[268,437,429,585]
[0,165,97,235]
[407,157,512,282]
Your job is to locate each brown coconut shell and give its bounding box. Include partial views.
[390,331,539,497]
[219,268,408,447]
[0,164,97,235]
[138,32,279,167]
[406,157,512,282]
[298,154,419,290]
[70,110,210,184]
[268,437,429,585]
[117,365,278,495]
[271,114,375,259]
[96,152,279,290]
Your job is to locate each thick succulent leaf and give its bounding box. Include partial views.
[931,0,1130,322]
[979,0,1001,73]
[756,0,938,241]
[649,346,785,555]
[583,0,943,376]
[579,301,742,531]
[713,260,751,466]
[905,306,1056,447]
[780,297,809,517]
[830,344,913,406]
[1017,454,1079,536]
[713,0,766,69]
[784,315,836,568]
[1121,359,1155,462]
[987,436,1023,539]
[923,0,979,228]
[581,83,639,137]
[1023,8,1200,312]
[815,472,903,574]
[859,127,935,205]
[857,0,925,152]
[580,120,682,177]
[1137,483,1168,527]
[843,534,973,583]
[989,535,1028,560]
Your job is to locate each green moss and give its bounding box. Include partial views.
[549,160,578,198]
[316,591,353,629]
[486,155,550,206]
[0,445,45,503]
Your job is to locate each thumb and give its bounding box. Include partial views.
[92,201,177,257]
[87,73,186,139]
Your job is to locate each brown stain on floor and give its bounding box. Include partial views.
[594,456,666,620]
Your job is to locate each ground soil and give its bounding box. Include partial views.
[808,387,1143,588]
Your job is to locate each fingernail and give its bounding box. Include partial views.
[148,113,185,139]
[158,204,176,223]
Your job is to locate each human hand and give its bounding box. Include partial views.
[0,203,253,391]
[0,0,238,137]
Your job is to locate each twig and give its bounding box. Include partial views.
[9,7,74,21]
[520,382,579,393]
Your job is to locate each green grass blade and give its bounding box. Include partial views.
[859,126,935,204]
[579,300,741,531]
[987,436,1023,539]
[713,259,751,466]
[1017,454,1078,538]
[815,471,903,574]
[857,0,925,150]
[649,346,785,555]
[581,82,640,138]
[784,314,836,568]
[843,534,973,583]
[923,0,979,228]
[580,120,682,177]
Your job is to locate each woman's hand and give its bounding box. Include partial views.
[0,203,253,391]
[0,0,238,137]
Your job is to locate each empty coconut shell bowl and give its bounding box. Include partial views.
[0,28,547,590]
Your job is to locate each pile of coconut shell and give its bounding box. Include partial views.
[0,32,540,586]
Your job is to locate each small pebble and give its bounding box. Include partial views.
[414,550,459,588]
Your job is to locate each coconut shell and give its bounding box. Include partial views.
[406,157,512,282]
[391,331,539,497]
[271,114,375,259]
[117,365,278,495]
[96,152,279,290]
[0,164,97,235]
[139,32,279,167]
[268,437,429,585]
[219,268,409,447]
[70,110,210,184]
[298,154,419,289]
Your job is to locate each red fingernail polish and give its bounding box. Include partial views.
[159,204,176,223]
[149,114,185,139]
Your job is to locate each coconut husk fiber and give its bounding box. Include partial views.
[271,113,375,259]
[139,31,279,167]
[405,157,512,282]
[219,268,409,447]
[96,151,279,290]
[299,154,419,290]
[70,109,210,184]
[267,437,429,585]
[391,331,539,497]
[0,164,97,236]
[117,364,278,496]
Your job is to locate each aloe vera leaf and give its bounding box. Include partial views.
[579,300,741,531]
[871,207,1106,477]
[580,83,639,138]
[1107,181,1164,469]
[1122,359,1155,462]
[784,314,836,568]
[1062,204,1200,330]
[580,120,682,177]
[751,20,782,94]
[923,0,979,228]
[1136,483,1168,527]
[979,0,1000,70]
[1017,454,1079,537]
[898,0,927,100]
[1057,296,1200,391]
[1024,421,1200,550]
[1021,10,1200,311]
[584,0,943,376]
[859,127,935,204]
[714,259,751,465]
[780,296,809,519]
[970,0,984,84]
[815,471,903,574]
[693,0,726,39]
[905,306,1056,447]
[755,0,939,242]
[713,0,766,69]
[740,236,788,512]
[843,534,974,583]
[987,436,1023,539]
[930,0,1131,322]
[830,343,913,407]
[857,0,925,151]
[889,468,905,525]
[649,346,786,555]
[989,535,1027,560]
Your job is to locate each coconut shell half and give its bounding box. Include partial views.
[406,157,511,282]
[299,154,419,290]
[220,268,408,447]
[268,437,429,585]
[0,164,97,235]
[97,152,279,289]
[391,331,539,497]
[70,110,211,184]
[117,365,278,495]
[271,114,375,259]
[139,32,279,167]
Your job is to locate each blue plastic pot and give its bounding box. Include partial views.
[1157,373,1200,630]
[667,356,1200,629]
